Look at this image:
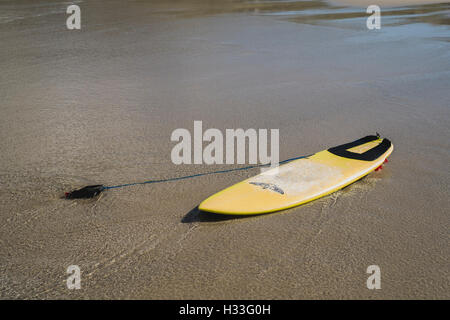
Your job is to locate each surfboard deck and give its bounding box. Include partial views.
[199,135,393,215]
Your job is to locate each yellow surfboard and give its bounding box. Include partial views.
[199,135,393,215]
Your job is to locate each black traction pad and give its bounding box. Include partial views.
[328,135,391,161]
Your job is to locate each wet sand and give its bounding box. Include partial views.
[0,0,449,299]
[332,0,446,7]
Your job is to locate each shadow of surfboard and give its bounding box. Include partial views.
[181,206,262,223]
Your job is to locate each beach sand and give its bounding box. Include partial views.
[0,0,449,299]
[331,0,446,7]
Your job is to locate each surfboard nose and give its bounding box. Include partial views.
[198,199,270,215]
[198,181,289,215]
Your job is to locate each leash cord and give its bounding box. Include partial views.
[103,154,310,190]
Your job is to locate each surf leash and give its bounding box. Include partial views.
[64,154,310,199]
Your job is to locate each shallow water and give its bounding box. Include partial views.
[0,0,449,299]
